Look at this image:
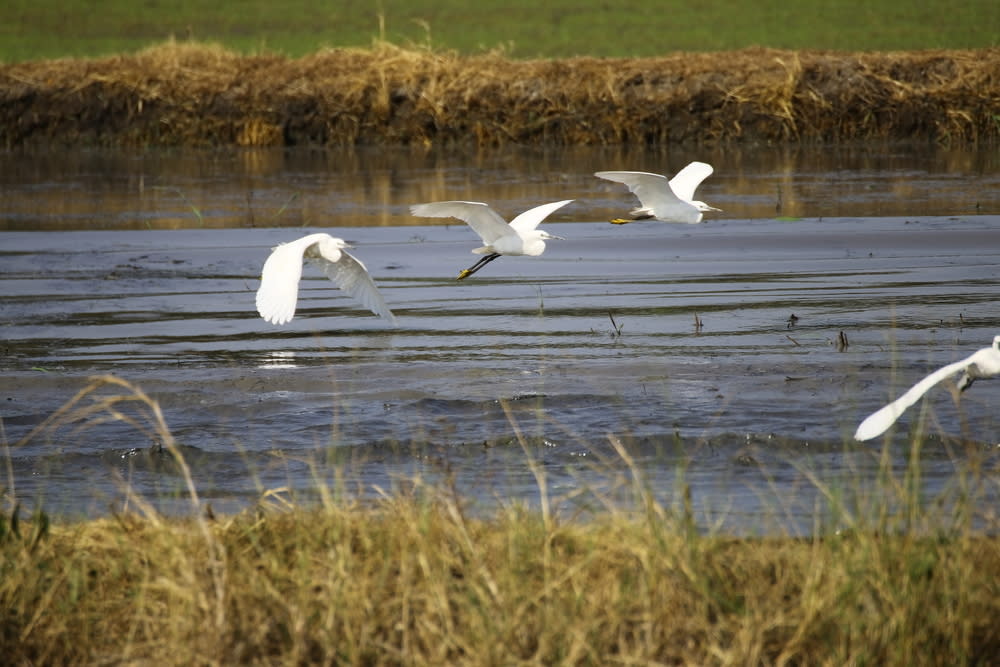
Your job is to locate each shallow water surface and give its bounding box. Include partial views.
[1,145,999,532]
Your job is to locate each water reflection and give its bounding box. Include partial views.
[1,143,998,231]
[259,350,299,369]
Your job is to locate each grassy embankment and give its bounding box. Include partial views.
[3,376,1000,663]
[2,0,999,62]
[3,1,999,147]
[3,41,999,148]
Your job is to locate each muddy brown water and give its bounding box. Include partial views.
[1,144,999,533]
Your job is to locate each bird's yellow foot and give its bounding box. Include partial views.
[456,269,473,280]
[610,218,632,225]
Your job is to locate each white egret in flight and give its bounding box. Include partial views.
[410,199,572,279]
[596,161,720,224]
[854,335,1000,441]
[255,233,396,325]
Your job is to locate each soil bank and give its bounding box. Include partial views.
[1,41,999,148]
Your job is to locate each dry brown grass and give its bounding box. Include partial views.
[4,375,1000,664]
[2,40,998,148]
[3,491,1000,664]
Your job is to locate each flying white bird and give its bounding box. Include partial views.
[410,199,572,279]
[255,233,396,325]
[854,335,1000,441]
[595,161,720,224]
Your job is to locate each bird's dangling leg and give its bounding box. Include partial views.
[457,253,501,280]
[945,373,974,407]
[610,211,650,225]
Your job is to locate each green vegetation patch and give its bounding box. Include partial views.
[2,0,999,62]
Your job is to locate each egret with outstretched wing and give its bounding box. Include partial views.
[410,199,572,279]
[256,233,396,325]
[854,335,1000,441]
[596,161,719,224]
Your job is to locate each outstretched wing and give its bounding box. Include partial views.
[508,199,574,235]
[668,161,714,203]
[314,250,397,325]
[256,235,320,325]
[595,171,699,223]
[854,355,976,441]
[410,201,513,245]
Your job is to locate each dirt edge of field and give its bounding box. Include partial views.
[2,40,999,148]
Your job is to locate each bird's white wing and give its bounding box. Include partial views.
[854,355,976,441]
[508,199,574,235]
[668,161,714,202]
[256,235,318,325]
[410,201,512,245]
[313,250,397,325]
[595,171,698,223]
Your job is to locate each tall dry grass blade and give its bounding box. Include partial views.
[1,419,16,510]
[499,398,551,531]
[16,375,201,509]
[13,374,229,632]
[606,433,669,524]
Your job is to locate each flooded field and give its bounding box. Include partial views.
[1,144,999,532]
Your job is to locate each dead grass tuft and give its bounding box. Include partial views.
[4,374,1000,663]
[2,41,998,147]
[2,491,999,664]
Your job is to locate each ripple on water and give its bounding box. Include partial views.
[2,164,999,527]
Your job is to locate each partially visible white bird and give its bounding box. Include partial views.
[410,199,572,279]
[255,233,396,325]
[595,161,720,224]
[854,335,1000,441]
